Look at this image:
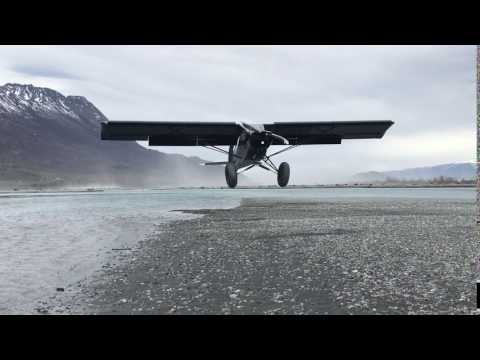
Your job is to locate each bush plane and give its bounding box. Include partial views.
[101,120,393,188]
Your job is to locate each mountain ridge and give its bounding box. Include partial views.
[353,162,476,183]
[0,83,232,190]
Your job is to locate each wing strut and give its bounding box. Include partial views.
[202,145,243,159]
[266,145,299,159]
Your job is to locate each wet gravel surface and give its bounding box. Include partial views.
[42,198,479,315]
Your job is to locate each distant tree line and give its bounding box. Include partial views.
[378,176,475,185]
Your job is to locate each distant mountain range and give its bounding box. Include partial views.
[0,83,233,190]
[353,162,476,183]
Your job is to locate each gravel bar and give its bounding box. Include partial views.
[43,197,479,315]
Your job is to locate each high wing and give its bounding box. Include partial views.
[264,120,394,145]
[101,120,393,146]
[101,121,242,146]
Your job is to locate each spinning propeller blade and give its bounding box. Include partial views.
[266,131,289,145]
[237,122,289,145]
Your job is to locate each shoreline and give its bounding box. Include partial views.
[0,184,475,194]
[42,197,478,315]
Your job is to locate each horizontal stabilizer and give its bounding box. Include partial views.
[202,161,228,166]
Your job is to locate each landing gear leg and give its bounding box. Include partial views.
[277,162,290,187]
[225,163,238,188]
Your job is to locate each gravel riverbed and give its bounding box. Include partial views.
[42,197,479,315]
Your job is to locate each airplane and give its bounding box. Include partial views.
[101,120,394,188]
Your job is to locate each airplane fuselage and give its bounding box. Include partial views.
[229,130,274,170]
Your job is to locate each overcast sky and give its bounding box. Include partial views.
[0,45,476,184]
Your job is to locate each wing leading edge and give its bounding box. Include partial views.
[101,120,393,146]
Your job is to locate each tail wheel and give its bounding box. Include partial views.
[277,162,290,187]
[225,163,238,188]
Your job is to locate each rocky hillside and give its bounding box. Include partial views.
[0,83,229,190]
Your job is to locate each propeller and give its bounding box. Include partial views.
[237,122,289,145]
[265,131,289,145]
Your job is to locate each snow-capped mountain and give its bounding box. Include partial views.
[0,83,228,189]
[0,83,82,119]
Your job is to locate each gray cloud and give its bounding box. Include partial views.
[0,45,475,184]
[11,64,81,80]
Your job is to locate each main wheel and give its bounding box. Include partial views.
[225,163,238,188]
[277,162,290,187]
